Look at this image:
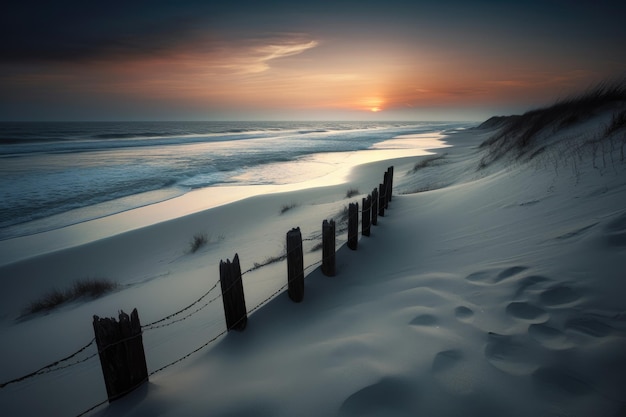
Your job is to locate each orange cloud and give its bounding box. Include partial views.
[208,38,319,74]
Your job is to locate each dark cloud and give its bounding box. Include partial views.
[1,1,219,62]
[3,0,625,64]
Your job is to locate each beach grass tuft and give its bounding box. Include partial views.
[280,202,298,214]
[188,232,224,254]
[409,154,447,173]
[345,188,360,198]
[336,205,350,225]
[253,252,287,270]
[24,278,118,315]
[189,233,209,253]
[400,183,448,195]
[604,109,626,137]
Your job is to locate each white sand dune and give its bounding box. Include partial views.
[1,107,625,416]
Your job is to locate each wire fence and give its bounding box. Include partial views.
[74,253,329,416]
[1,166,394,417]
[0,337,96,388]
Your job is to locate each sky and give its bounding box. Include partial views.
[1,0,625,122]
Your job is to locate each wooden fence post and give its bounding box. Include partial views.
[387,166,394,202]
[322,219,336,276]
[362,195,371,237]
[286,227,304,302]
[378,183,385,217]
[93,308,148,402]
[371,188,378,226]
[348,202,358,250]
[383,171,390,209]
[219,254,247,331]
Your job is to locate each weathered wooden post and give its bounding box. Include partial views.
[286,227,304,302]
[371,187,379,226]
[93,308,148,402]
[378,183,385,217]
[362,195,371,237]
[219,254,247,331]
[348,202,358,250]
[322,219,336,276]
[383,171,390,209]
[387,166,394,202]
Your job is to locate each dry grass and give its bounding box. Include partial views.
[345,188,360,198]
[280,202,298,214]
[409,154,447,173]
[189,233,208,253]
[400,183,448,195]
[252,252,287,270]
[479,79,626,168]
[188,232,225,254]
[24,278,118,315]
[604,109,626,137]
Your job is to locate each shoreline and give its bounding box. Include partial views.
[1,121,463,244]
[0,132,452,267]
[0,134,458,321]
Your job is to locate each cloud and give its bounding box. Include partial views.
[257,40,319,61]
[211,38,319,74]
[0,1,216,63]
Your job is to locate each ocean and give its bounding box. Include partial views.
[0,121,467,240]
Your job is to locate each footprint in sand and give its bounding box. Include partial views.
[604,211,626,247]
[506,301,549,322]
[539,285,580,306]
[484,332,539,375]
[454,306,474,322]
[497,266,529,281]
[532,366,592,398]
[565,316,613,338]
[514,275,549,297]
[409,314,438,326]
[528,324,575,350]
[338,376,418,416]
[432,349,463,373]
[465,266,528,285]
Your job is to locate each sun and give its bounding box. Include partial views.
[359,97,384,113]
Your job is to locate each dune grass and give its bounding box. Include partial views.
[189,233,208,253]
[188,232,225,254]
[345,188,360,198]
[409,154,447,173]
[400,184,447,195]
[604,108,626,137]
[479,79,626,168]
[252,253,287,270]
[24,278,118,315]
[249,245,288,271]
[280,202,298,214]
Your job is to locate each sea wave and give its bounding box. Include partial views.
[0,121,467,239]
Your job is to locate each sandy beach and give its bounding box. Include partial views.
[1,103,626,416]
[3,0,626,415]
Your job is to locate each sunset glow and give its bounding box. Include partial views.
[1,1,625,121]
[359,97,385,113]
